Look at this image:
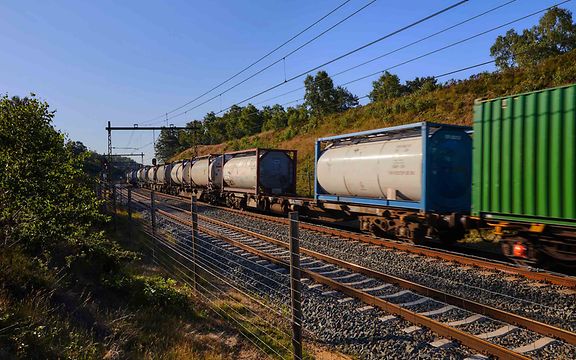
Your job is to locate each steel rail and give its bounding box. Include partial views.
[149,206,533,359]
[139,188,576,288]
[126,192,576,357]
[152,205,576,346]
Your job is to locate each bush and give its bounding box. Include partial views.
[0,95,134,279]
[105,275,190,312]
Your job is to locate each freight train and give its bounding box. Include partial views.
[126,84,576,268]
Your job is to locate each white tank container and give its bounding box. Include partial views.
[170,162,183,185]
[157,164,172,185]
[146,166,157,183]
[208,156,223,188]
[223,156,257,189]
[317,137,422,200]
[223,152,293,193]
[191,156,222,187]
[137,168,144,182]
[176,161,185,184]
[182,161,192,185]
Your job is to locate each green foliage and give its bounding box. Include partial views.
[154,127,184,162]
[0,95,133,276]
[104,274,190,312]
[491,7,576,69]
[68,140,139,180]
[404,76,441,94]
[238,104,263,136]
[304,70,358,116]
[369,71,403,101]
[261,104,287,131]
[369,72,442,103]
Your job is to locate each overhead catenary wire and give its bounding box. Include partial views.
[214,0,469,114]
[213,0,570,118]
[152,0,469,124]
[140,0,353,125]
[149,0,379,121]
[143,0,379,126]
[253,0,519,107]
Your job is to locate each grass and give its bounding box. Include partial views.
[2,207,349,359]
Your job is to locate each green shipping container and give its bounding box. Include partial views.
[472,84,576,227]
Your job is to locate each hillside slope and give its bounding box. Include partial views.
[172,50,576,196]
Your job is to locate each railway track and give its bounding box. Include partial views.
[123,188,576,359]
[135,188,576,288]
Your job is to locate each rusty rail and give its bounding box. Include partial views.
[149,206,530,359]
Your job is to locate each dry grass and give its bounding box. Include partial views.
[0,209,354,359]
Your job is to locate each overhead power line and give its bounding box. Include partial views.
[216,0,567,114]
[145,0,379,126]
[157,0,468,124]
[227,0,469,109]
[141,0,353,124]
[197,0,568,123]
[253,0,518,107]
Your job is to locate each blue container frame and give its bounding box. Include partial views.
[314,122,472,213]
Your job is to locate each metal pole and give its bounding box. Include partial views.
[151,190,157,263]
[127,188,132,241]
[191,195,198,291]
[289,211,303,360]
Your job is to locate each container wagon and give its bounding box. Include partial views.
[315,122,472,243]
[472,84,576,266]
[219,148,297,212]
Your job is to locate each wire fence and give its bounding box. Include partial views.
[110,186,307,359]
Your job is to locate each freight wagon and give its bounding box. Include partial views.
[472,84,576,266]
[125,83,576,268]
[314,122,472,243]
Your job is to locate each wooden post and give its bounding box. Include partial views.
[151,190,157,263]
[289,211,303,360]
[127,188,132,241]
[191,195,198,291]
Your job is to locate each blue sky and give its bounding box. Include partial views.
[1,0,573,164]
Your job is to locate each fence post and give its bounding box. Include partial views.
[191,195,198,291]
[151,190,157,263]
[127,188,132,241]
[112,185,117,230]
[289,211,303,360]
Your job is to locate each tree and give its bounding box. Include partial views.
[223,105,244,139]
[203,112,227,144]
[491,7,576,69]
[304,71,358,116]
[404,76,440,94]
[0,95,131,274]
[179,120,207,154]
[369,71,403,102]
[261,104,287,131]
[154,128,182,162]
[238,104,263,136]
[286,105,309,128]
